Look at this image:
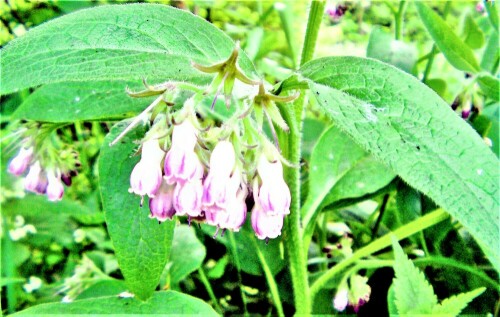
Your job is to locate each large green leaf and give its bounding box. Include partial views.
[0,3,258,95]
[477,74,500,102]
[98,120,175,300]
[285,56,499,270]
[169,225,206,285]
[13,291,218,315]
[302,125,395,236]
[415,2,480,73]
[462,13,485,49]
[12,81,149,122]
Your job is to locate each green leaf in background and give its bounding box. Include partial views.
[13,291,218,315]
[484,0,499,31]
[302,125,395,225]
[431,288,486,316]
[477,74,500,102]
[12,81,150,122]
[480,33,499,74]
[169,225,206,286]
[288,56,499,271]
[462,13,485,49]
[98,120,175,300]
[482,104,499,156]
[366,27,417,74]
[391,237,485,316]
[415,2,480,73]
[0,3,258,95]
[75,280,127,300]
[391,237,438,314]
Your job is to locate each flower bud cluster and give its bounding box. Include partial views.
[333,274,371,313]
[7,131,79,202]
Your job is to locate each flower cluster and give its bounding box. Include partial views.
[123,44,296,240]
[333,274,372,313]
[7,130,78,202]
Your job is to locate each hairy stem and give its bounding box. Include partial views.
[394,1,407,40]
[300,0,326,67]
[197,267,223,314]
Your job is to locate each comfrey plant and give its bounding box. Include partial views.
[119,44,295,240]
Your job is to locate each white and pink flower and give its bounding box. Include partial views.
[149,179,176,222]
[8,147,34,176]
[130,139,165,197]
[24,161,48,194]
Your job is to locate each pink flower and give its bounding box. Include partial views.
[251,202,284,240]
[173,179,203,217]
[46,170,64,201]
[130,139,165,197]
[257,156,290,215]
[202,141,236,208]
[24,161,48,194]
[149,179,176,222]
[8,147,33,176]
[164,148,203,184]
[218,189,248,232]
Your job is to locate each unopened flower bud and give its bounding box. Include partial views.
[130,139,164,197]
[257,157,290,215]
[8,147,33,176]
[173,179,203,217]
[149,180,176,222]
[209,141,235,176]
[171,120,198,151]
[25,161,48,194]
[333,289,349,312]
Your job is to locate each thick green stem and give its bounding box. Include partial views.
[394,1,407,40]
[250,234,285,317]
[300,0,326,67]
[310,209,449,300]
[197,267,223,314]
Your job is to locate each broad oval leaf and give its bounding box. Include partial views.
[13,291,218,315]
[12,81,149,122]
[98,120,175,300]
[477,74,500,102]
[291,56,499,270]
[415,2,480,73]
[0,3,258,95]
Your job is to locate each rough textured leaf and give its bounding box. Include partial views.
[416,2,480,73]
[289,56,499,270]
[366,27,417,74]
[431,287,486,316]
[0,3,258,95]
[12,81,150,122]
[98,120,175,300]
[13,291,218,315]
[75,280,127,300]
[477,74,500,101]
[391,237,437,314]
[169,225,206,285]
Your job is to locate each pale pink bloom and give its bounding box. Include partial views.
[149,180,176,222]
[24,161,48,194]
[8,147,34,176]
[164,147,203,184]
[173,179,203,217]
[257,156,290,215]
[171,120,198,151]
[333,289,349,312]
[218,189,248,232]
[46,170,64,201]
[208,141,235,176]
[251,202,284,240]
[130,139,164,197]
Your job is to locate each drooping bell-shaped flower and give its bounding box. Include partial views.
[24,161,48,194]
[173,179,203,217]
[256,156,290,215]
[203,141,237,209]
[149,179,176,222]
[251,201,284,240]
[46,169,64,201]
[8,147,34,176]
[164,120,203,184]
[333,288,349,312]
[218,188,248,232]
[130,139,165,197]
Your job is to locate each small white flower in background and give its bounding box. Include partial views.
[333,288,349,312]
[73,229,86,243]
[61,295,73,303]
[118,291,135,298]
[9,216,37,241]
[23,276,42,293]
